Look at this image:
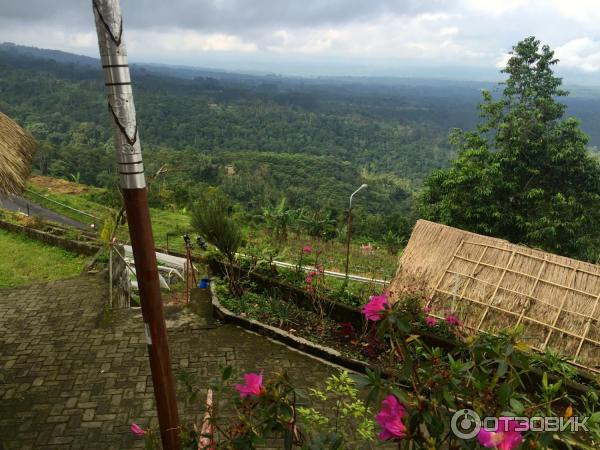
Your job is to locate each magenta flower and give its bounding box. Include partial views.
[477,417,527,450]
[302,245,312,254]
[376,394,407,441]
[130,422,146,437]
[445,315,461,326]
[235,372,264,398]
[361,294,390,321]
[305,275,313,284]
[425,316,438,327]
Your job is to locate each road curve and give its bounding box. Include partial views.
[0,195,90,230]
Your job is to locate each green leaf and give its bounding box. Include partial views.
[442,389,456,408]
[222,365,233,381]
[588,411,600,425]
[510,398,524,414]
[496,360,508,379]
[390,388,410,405]
[497,383,512,405]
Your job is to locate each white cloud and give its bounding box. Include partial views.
[548,0,600,25]
[495,52,511,69]
[6,0,600,78]
[260,12,482,62]
[555,37,600,72]
[462,0,531,15]
[0,24,98,54]
[134,29,258,53]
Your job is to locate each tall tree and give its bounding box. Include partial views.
[419,36,600,261]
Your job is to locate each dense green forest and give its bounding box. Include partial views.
[0,43,462,240]
[2,41,600,249]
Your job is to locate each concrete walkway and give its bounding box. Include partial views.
[0,275,338,449]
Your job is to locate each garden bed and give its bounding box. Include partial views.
[207,271,599,397]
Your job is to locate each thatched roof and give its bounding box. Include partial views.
[0,112,36,195]
[390,220,600,372]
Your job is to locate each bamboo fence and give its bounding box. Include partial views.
[390,220,600,372]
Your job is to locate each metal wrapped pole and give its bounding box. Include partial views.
[91,1,181,448]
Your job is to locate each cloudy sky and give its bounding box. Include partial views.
[3,0,600,79]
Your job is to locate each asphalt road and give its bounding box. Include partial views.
[0,195,90,230]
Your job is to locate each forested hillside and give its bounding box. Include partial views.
[2,42,600,242]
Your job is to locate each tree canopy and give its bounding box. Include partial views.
[419,36,600,262]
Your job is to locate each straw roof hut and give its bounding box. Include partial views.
[0,112,37,196]
[390,220,600,372]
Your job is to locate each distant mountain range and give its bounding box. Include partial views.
[1,41,599,151]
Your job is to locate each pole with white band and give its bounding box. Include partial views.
[91,1,181,448]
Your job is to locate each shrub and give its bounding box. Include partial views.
[190,188,244,294]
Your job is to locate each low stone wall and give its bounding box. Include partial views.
[0,219,101,256]
[203,284,370,374]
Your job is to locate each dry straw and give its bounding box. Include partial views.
[0,112,37,196]
[390,220,600,372]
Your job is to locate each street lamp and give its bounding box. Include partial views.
[344,183,367,281]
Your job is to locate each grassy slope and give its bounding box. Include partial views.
[24,176,191,252]
[21,176,399,278]
[0,229,88,287]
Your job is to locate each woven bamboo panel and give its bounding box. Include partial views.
[390,220,600,373]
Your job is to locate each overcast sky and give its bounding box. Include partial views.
[3,0,600,79]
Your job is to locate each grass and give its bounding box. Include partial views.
[25,177,191,251]
[25,183,110,227]
[0,229,88,287]
[245,228,400,281]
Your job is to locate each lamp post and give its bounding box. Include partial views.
[344,184,367,281]
[91,1,180,449]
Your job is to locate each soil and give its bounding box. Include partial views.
[29,175,96,194]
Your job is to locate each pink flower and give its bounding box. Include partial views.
[130,423,146,437]
[235,372,264,398]
[477,417,527,450]
[361,294,390,321]
[376,395,407,441]
[302,246,312,254]
[423,306,432,314]
[445,315,461,326]
[425,316,438,327]
[305,275,313,284]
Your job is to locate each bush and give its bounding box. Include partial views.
[190,188,244,294]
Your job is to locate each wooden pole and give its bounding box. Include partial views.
[91,1,180,448]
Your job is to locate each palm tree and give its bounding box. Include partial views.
[262,198,296,243]
[0,113,37,195]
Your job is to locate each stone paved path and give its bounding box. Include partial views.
[0,275,338,449]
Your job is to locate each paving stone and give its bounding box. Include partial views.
[0,274,338,448]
